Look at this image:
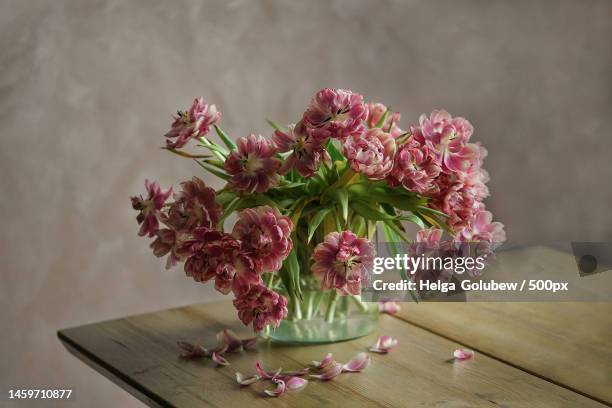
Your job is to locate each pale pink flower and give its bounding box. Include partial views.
[165,97,221,148]
[233,284,288,331]
[410,227,445,260]
[388,138,440,193]
[366,102,404,137]
[224,134,281,195]
[232,206,293,273]
[344,128,396,179]
[419,110,473,142]
[131,180,172,237]
[311,231,375,295]
[426,173,484,230]
[417,227,444,245]
[413,110,480,175]
[456,210,506,244]
[273,122,331,177]
[166,177,222,233]
[184,229,260,295]
[302,88,368,139]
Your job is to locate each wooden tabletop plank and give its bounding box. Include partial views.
[59,301,606,407]
[392,245,612,404]
[394,302,612,405]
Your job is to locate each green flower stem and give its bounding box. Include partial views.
[263,273,273,288]
[311,292,324,318]
[291,293,303,320]
[350,294,370,312]
[339,295,349,316]
[305,291,315,319]
[325,291,339,323]
[198,137,227,161]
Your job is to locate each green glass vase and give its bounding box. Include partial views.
[264,290,379,344]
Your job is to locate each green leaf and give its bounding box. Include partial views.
[252,194,281,208]
[382,219,411,243]
[398,213,426,229]
[276,198,296,208]
[198,140,228,159]
[374,107,390,128]
[308,207,332,243]
[386,115,395,133]
[348,184,424,212]
[326,139,343,162]
[381,223,418,303]
[350,200,395,221]
[195,160,231,180]
[202,159,225,168]
[266,119,285,132]
[351,215,367,237]
[219,197,241,226]
[276,182,306,189]
[337,189,349,222]
[280,246,302,300]
[332,211,343,231]
[214,125,236,150]
[416,205,449,218]
[215,190,236,206]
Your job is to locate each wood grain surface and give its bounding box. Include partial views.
[59,301,608,407]
[395,302,612,405]
[390,245,612,404]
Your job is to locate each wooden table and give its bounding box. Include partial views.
[59,299,612,407]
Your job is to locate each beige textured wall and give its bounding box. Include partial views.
[1,0,611,406]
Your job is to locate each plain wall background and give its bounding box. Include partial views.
[1,0,611,406]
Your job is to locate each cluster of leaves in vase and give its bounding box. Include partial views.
[130,88,505,332]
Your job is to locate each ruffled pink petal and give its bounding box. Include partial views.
[311,352,334,369]
[241,336,258,350]
[212,351,230,366]
[264,378,286,397]
[220,329,243,353]
[177,341,209,358]
[235,372,261,386]
[453,348,474,360]
[210,343,228,354]
[378,301,401,314]
[285,376,308,391]
[369,336,399,353]
[342,352,371,372]
[309,362,343,380]
[255,361,282,379]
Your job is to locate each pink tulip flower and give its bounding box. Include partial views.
[165,97,221,149]
[224,134,281,195]
[311,231,375,295]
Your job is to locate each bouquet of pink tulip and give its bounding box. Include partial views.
[131,88,505,337]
